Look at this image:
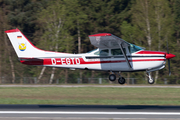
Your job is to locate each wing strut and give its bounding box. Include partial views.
[118,42,132,69]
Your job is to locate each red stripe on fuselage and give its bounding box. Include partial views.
[136,51,166,55]
[20,58,165,65]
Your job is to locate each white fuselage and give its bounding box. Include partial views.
[20,48,166,72]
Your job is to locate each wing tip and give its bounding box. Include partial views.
[89,33,112,37]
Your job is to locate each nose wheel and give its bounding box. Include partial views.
[147,72,155,84]
[109,72,126,84]
[148,78,154,84]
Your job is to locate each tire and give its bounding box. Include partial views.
[148,78,154,84]
[118,77,126,84]
[109,74,116,81]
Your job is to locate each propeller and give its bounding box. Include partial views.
[167,38,171,76]
[166,37,175,76]
[168,59,171,76]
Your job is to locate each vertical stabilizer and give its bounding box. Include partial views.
[5,28,45,58]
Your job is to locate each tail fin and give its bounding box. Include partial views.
[5,28,44,58]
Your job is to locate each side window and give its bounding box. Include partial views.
[94,51,100,55]
[111,48,126,56]
[100,49,109,56]
[94,49,109,56]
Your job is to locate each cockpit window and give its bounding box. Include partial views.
[128,44,143,53]
[100,49,109,56]
[111,48,126,55]
[94,49,109,56]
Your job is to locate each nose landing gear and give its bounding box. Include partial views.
[146,72,155,84]
[109,72,126,85]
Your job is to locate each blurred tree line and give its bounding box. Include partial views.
[0,0,179,84]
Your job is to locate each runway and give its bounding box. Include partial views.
[0,105,180,120]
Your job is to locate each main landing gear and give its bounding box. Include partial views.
[109,74,116,81]
[109,72,126,85]
[109,71,155,85]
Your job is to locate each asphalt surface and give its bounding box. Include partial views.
[0,105,180,120]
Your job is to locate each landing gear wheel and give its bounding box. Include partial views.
[146,72,155,84]
[109,74,116,81]
[118,77,126,84]
[148,78,154,84]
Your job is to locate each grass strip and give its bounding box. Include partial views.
[0,87,179,105]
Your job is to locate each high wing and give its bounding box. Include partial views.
[89,33,132,68]
[89,33,130,49]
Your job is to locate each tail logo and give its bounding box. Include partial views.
[19,43,26,51]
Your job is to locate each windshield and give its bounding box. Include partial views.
[128,44,143,53]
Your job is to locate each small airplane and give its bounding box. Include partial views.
[5,28,175,84]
